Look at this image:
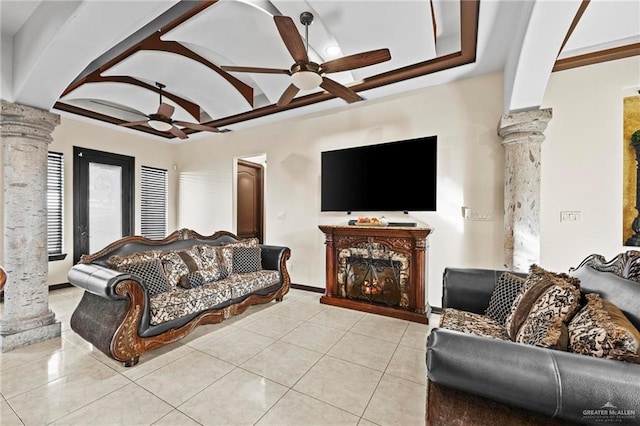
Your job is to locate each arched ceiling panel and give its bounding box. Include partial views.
[61,82,192,123]
[102,50,250,120]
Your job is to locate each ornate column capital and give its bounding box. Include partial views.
[1,100,60,143]
[498,108,552,146]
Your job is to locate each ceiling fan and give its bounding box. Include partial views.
[119,82,221,139]
[222,12,391,107]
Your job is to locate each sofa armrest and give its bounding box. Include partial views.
[427,328,640,424]
[442,268,515,313]
[260,245,290,272]
[68,263,137,300]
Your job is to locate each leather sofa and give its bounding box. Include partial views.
[426,252,640,425]
[68,229,290,367]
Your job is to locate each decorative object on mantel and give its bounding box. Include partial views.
[318,224,431,323]
[625,128,640,246]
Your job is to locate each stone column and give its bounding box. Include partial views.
[1,100,61,352]
[498,108,552,272]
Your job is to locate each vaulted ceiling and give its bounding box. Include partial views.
[1,0,639,142]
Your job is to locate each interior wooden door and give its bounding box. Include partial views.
[237,159,264,242]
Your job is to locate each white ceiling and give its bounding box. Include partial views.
[1,0,638,141]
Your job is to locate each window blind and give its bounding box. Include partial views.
[141,166,168,240]
[47,151,64,256]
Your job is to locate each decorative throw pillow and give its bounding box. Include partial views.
[516,315,569,351]
[504,264,581,340]
[108,250,162,270]
[568,293,640,363]
[485,272,526,325]
[220,238,260,272]
[232,246,262,274]
[178,271,207,289]
[119,259,170,296]
[159,247,211,287]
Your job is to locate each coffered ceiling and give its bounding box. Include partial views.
[1,0,638,141]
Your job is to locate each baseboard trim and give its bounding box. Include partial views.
[49,282,73,291]
[431,306,442,314]
[290,283,325,294]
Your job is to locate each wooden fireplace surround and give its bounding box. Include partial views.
[318,224,431,323]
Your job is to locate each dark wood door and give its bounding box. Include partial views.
[73,147,134,263]
[237,159,264,242]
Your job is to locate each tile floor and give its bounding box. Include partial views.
[0,287,439,426]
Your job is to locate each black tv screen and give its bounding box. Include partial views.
[321,136,437,212]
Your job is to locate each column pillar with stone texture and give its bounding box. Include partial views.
[1,100,61,352]
[498,108,552,272]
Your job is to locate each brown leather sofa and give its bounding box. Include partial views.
[68,229,290,367]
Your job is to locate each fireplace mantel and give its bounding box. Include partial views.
[318,224,432,323]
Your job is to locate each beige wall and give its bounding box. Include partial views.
[45,117,178,285]
[176,72,507,308]
[540,56,640,271]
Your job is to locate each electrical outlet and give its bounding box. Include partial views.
[560,211,581,222]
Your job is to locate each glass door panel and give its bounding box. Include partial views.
[88,163,123,253]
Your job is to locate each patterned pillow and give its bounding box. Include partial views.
[232,247,262,274]
[505,264,580,340]
[485,272,526,325]
[159,247,211,287]
[108,250,162,270]
[568,293,640,363]
[178,271,207,289]
[220,238,260,271]
[120,259,170,296]
[516,315,568,351]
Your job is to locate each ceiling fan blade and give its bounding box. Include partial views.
[157,103,175,118]
[168,126,188,139]
[276,83,300,107]
[119,120,149,127]
[222,65,290,75]
[321,48,391,74]
[320,77,363,104]
[274,15,308,63]
[174,121,220,132]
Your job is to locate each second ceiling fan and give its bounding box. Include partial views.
[222,12,391,107]
[119,82,221,139]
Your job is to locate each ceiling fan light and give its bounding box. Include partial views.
[291,71,322,90]
[148,119,172,132]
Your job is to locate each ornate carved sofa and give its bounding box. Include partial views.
[68,229,290,367]
[427,252,640,425]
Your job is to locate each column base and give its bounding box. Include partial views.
[0,321,61,352]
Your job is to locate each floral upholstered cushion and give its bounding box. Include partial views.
[568,293,640,363]
[108,250,162,270]
[149,280,232,325]
[149,269,280,324]
[439,308,509,341]
[515,278,581,345]
[516,315,569,351]
[505,265,581,340]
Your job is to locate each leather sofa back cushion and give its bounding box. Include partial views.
[568,293,640,363]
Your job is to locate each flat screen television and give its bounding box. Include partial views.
[321,135,437,212]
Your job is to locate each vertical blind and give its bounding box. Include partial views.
[47,151,64,255]
[141,166,168,240]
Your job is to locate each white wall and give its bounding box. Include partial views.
[177,72,507,308]
[540,56,640,271]
[46,117,179,285]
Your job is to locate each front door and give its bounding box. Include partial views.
[236,159,264,242]
[73,147,134,263]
